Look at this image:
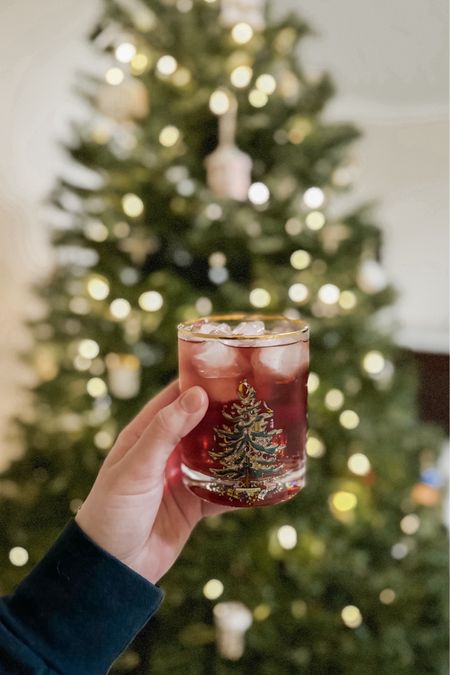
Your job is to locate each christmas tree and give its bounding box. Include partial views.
[1,0,448,672]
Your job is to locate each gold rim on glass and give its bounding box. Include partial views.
[177,313,309,341]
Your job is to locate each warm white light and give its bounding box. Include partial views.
[85,221,108,242]
[74,355,91,371]
[307,372,320,392]
[157,55,178,75]
[339,290,357,310]
[9,547,29,566]
[249,288,271,308]
[249,89,268,108]
[379,588,396,605]
[341,605,362,628]
[115,42,136,63]
[363,351,385,375]
[87,276,110,301]
[159,125,180,147]
[391,542,409,560]
[324,389,344,410]
[348,453,371,476]
[400,514,420,535]
[87,377,107,398]
[172,67,191,86]
[305,211,325,231]
[139,290,164,312]
[110,298,131,320]
[231,22,254,44]
[288,283,308,303]
[209,251,226,267]
[79,339,100,360]
[331,491,358,512]
[131,53,149,75]
[203,578,224,600]
[209,90,230,115]
[318,284,340,304]
[105,67,124,85]
[256,74,276,94]
[195,297,213,315]
[248,182,270,205]
[290,249,311,270]
[122,193,144,217]
[94,430,114,450]
[285,218,303,235]
[306,436,325,458]
[339,410,360,430]
[253,604,271,621]
[303,187,325,209]
[277,525,297,550]
[230,65,253,88]
[206,204,223,220]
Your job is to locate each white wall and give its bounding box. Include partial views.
[0,0,447,452]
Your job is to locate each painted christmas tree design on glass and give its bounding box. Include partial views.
[210,379,286,504]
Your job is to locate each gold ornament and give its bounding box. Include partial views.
[106,353,141,399]
[213,601,253,660]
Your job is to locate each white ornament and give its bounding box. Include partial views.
[106,353,141,399]
[220,0,266,30]
[205,97,252,201]
[213,601,253,660]
[97,78,149,122]
[357,259,388,294]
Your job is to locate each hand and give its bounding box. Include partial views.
[75,380,231,584]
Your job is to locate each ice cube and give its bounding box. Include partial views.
[232,320,266,336]
[251,342,306,382]
[192,340,248,378]
[197,321,232,335]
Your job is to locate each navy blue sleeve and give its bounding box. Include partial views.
[0,519,164,674]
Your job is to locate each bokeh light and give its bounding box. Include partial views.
[231,22,254,44]
[339,410,360,429]
[139,291,164,312]
[277,525,298,550]
[203,579,224,600]
[122,193,144,217]
[341,605,362,628]
[347,453,371,476]
[9,547,29,567]
[303,187,325,209]
[249,288,271,308]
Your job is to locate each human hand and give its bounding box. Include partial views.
[75,380,231,584]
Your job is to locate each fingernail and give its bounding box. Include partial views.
[180,387,205,413]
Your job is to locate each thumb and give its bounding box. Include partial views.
[120,386,208,482]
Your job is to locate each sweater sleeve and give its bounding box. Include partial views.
[0,519,164,675]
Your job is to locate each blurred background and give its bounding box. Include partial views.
[0,0,448,453]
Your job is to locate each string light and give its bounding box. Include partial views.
[94,430,114,450]
[85,221,108,242]
[78,339,100,360]
[115,42,136,63]
[209,251,226,267]
[203,579,224,600]
[87,377,107,398]
[306,436,325,458]
[110,298,131,320]
[379,589,396,605]
[339,410,360,429]
[209,90,230,115]
[249,288,271,308]
[341,605,362,629]
[131,53,149,75]
[206,203,223,220]
[74,355,91,371]
[230,65,253,88]
[139,291,164,312]
[331,491,357,512]
[9,547,29,567]
[209,267,229,284]
[318,284,340,304]
[363,351,385,375]
[288,283,308,303]
[290,250,311,270]
[285,218,303,235]
[113,221,130,238]
[253,604,271,621]
[400,514,420,535]
[231,22,254,44]
[307,372,320,392]
[87,276,110,301]
[347,453,371,476]
[159,125,180,147]
[324,389,344,410]
[303,187,325,209]
[339,290,357,310]
[156,55,178,75]
[305,211,325,231]
[248,182,270,205]
[249,89,268,107]
[105,67,124,85]
[195,297,212,315]
[172,67,191,86]
[277,525,297,550]
[391,542,409,560]
[122,193,144,217]
[256,74,276,94]
[291,600,307,618]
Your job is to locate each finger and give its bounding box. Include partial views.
[119,386,208,483]
[106,379,180,465]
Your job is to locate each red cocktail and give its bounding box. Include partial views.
[178,313,309,507]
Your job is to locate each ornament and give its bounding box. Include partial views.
[96,78,149,122]
[357,259,388,294]
[321,223,351,253]
[106,353,141,399]
[205,97,252,201]
[220,0,266,30]
[213,601,253,660]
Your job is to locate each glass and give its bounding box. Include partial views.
[177,313,309,507]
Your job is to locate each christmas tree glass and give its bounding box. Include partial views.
[178,313,309,507]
